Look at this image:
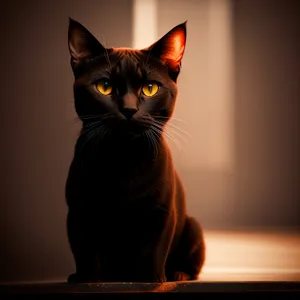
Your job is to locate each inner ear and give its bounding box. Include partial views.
[68,18,106,69]
[142,22,187,72]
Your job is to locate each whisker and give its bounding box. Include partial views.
[164,133,185,153]
[70,117,81,124]
[145,123,162,158]
[143,131,151,152]
[71,112,115,124]
[148,130,159,158]
[145,131,153,154]
[101,126,112,141]
[154,116,189,124]
[78,124,105,155]
[150,124,184,154]
[80,120,103,135]
[151,124,185,153]
[94,125,110,144]
[79,115,103,120]
[80,121,102,137]
[146,130,156,156]
[152,121,189,145]
[80,112,115,120]
[77,122,104,154]
[164,127,189,145]
[154,119,192,139]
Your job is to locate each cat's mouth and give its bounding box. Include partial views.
[117,119,150,138]
[105,114,156,142]
[99,112,163,142]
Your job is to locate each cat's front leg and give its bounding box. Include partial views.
[134,248,167,283]
[133,213,176,283]
[69,254,100,283]
[67,209,101,283]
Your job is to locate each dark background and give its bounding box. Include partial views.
[0,0,299,283]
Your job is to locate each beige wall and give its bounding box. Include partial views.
[233,0,300,229]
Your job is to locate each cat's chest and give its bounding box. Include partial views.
[89,196,169,234]
[76,149,154,185]
[69,143,167,201]
[82,158,147,184]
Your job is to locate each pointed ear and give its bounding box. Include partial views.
[143,22,187,73]
[68,18,106,69]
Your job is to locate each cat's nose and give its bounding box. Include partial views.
[121,108,138,120]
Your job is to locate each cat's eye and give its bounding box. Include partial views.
[142,82,159,97]
[96,79,113,95]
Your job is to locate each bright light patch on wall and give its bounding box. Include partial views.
[132,0,157,49]
[206,0,235,170]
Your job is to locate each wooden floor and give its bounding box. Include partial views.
[1,230,300,296]
[199,229,300,281]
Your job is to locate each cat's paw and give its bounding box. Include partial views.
[135,272,166,283]
[67,273,78,284]
[157,274,167,283]
[148,272,166,283]
[67,272,100,284]
[174,272,191,281]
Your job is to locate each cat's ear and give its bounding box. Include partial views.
[143,22,187,73]
[68,18,106,69]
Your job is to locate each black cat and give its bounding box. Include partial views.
[66,18,205,283]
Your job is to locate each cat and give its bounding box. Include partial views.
[66,18,205,283]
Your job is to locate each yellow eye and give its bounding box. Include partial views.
[96,79,113,95]
[142,82,159,97]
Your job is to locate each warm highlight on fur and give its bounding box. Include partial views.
[66,18,205,283]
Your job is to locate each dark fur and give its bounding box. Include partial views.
[66,18,205,283]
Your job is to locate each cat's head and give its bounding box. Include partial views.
[68,18,186,142]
